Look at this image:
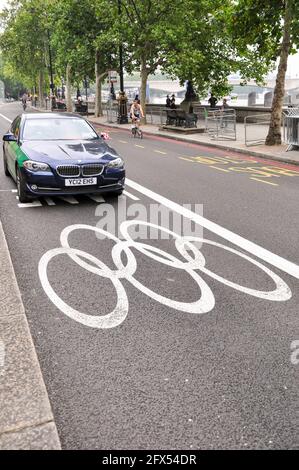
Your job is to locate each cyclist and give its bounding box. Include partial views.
[21,92,28,110]
[130,99,144,135]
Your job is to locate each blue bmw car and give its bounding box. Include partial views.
[2,113,125,203]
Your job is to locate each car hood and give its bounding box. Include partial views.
[21,140,120,164]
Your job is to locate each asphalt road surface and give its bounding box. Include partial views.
[0,101,298,449]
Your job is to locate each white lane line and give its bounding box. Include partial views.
[18,200,42,208]
[123,190,140,201]
[12,189,17,193]
[0,189,15,192]
[126,178,299,281]
[86,194,105,203]
[0,113,12,123]
[44,197,56,206]
[250,177,278,187]
[58,196,79,204]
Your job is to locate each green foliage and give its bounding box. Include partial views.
[0,0,52,89]
[51,0,117,84]
[1,0,298,102]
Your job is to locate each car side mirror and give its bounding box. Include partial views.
[3,133,17,142]
[101,132,110,141]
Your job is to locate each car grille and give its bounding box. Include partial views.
[56,165,80,177]
[82,164,104,177]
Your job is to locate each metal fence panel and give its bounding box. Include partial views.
[244,113,271,146]
[283,108,299,151]
[207,109,236,141]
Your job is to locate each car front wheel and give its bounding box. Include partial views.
[16,167,31,203]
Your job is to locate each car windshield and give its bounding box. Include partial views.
[23,118,99,141]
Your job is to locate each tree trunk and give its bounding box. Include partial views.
[140,59,148,124]
[265,0,292,145]
[95,50,103,117]
[66,63,72,112]
[38,69,44,109]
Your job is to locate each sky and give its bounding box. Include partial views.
[0,0,298,78]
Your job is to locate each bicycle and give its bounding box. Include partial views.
[131,123,143,139]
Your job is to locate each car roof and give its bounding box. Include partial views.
[23,113,84,120]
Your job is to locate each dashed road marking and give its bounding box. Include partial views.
[119,140,128,144]
[135,144,145,148]
[154,150,167,155]
[18,200,42,208]
[209,166,230,173]
[44,197,56,206]
[250,178,279,186]
[86,194,105,203]
[57,196,79,204]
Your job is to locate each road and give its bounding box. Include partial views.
[0,101,298,449]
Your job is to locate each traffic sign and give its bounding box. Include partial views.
[108,70,118,83]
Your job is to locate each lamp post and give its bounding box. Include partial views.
[46,28,56,111]
[117,0,128,124]
[84,76,89,117]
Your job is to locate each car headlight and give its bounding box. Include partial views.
[23,160,51,172]
[106,157,124,168]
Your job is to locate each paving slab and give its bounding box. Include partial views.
[0,422,60,450]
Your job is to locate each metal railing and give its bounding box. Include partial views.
[283,108,299,151]
[244,113,271,146]
[207,109,236,141]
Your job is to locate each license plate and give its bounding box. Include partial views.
[65,177,97,186]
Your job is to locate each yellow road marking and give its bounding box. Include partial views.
[209,166,230,173]
[119,140,128,144]
[250,178,278,186]
[154,150,167,155]
[135,144,145,148]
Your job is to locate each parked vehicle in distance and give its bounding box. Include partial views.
[2,113,125,203]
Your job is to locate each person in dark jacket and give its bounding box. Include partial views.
[208,93,218,108]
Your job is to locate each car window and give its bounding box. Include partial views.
[23,118,99,141]
[11,117,21,137]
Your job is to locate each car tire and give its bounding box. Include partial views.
[3,148,10,177]
[16,166,31,203]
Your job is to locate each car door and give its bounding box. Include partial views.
[6,117,21,179]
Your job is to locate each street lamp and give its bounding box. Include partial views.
[117,0,128,124]
[46,29,55,109]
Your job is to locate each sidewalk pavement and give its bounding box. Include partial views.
[0,222,61,449]
[89,116,299,167]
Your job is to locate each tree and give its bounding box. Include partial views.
[163,0,272,101]
[115,0,187,122]
[0,0,55,107]
[52,0,117,115]
[231,0,299,145]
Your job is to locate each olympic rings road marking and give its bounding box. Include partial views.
[38,221,292,329]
